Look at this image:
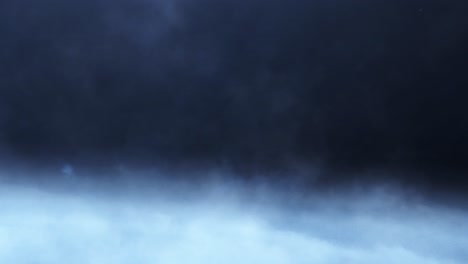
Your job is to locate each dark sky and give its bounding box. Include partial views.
[0,0,467,191]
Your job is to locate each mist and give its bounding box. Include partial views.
[0,169,467,264]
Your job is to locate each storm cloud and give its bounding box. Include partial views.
[1,0,467,177]
[0,1,468,262]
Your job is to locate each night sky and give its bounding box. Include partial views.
[0,0,467,263]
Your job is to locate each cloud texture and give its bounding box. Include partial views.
[0,182,466,264]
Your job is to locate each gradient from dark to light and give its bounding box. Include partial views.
[0,0,467,263]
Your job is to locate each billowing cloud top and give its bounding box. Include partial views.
[0,181,467,264]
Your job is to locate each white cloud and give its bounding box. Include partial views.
[0,183,466,264]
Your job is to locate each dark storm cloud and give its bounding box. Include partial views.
[0,0,467,186]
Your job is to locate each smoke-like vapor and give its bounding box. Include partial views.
[1,0,468,262]
[0,178,467,264]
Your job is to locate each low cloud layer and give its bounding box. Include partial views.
[0,181,466,264]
